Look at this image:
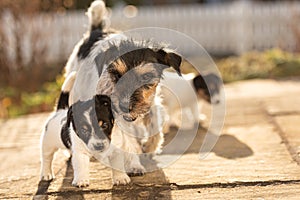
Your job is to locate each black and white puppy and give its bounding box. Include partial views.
[40,72,119,187]
[160,71,222,130]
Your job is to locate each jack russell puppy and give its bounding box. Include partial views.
[40,72,130,187]
[160,71,222,131]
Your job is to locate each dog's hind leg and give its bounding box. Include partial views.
[40,118,60,181]
[40,139,58,181]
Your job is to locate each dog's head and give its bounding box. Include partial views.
[192,73,222,104]
[107,47,182,122]
[67,94,114,153]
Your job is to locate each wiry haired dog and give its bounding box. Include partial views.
[40,72,119,187]
[61,0,184,180]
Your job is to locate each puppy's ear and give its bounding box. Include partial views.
[156,49,182,76]
[95,94,101,106]
[193,75,207,91]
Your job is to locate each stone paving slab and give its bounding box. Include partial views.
[265,95,300,116]
[170,183,300,200]
[160,124,300,185]
[274,115,300,163]
[0,79,300,199]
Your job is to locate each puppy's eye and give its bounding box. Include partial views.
[101,122,109,130]
[103,101,108,106]
[142,73,153,81]
[113,73,122,82]
[81,125,89,134]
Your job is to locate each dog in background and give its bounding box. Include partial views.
[160,71,222,131]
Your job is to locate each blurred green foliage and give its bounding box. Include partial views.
[0,74,64,118]
[217,48,300,83]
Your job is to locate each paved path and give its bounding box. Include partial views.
[0,78,299,199]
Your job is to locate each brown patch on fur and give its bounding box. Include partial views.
[114,59,128,75]
[197,90,209,102]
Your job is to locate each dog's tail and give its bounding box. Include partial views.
[86,0,108,32]
[56,71,77,110]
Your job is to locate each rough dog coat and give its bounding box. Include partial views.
[160,71,222,130]
[70,38,183,177]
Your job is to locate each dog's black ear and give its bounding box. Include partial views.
[193,75,207,91]
[95,94,101,106]
[156,49,182,76]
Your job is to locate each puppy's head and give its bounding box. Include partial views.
[108,46,182,122]
[67,98,111,153]
[94,94,114,140]
[193,73,222,104]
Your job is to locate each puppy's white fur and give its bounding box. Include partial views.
[40,110,69,181]
[160,71,206,130]
[86,0,107,29]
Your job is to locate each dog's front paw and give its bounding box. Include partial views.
[113,172,131,185]
[72,179,90,188]
[127,165,146,177]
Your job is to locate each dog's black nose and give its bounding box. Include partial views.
[119,103,130,113]
[93,143,105,151]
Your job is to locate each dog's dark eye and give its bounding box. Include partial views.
[81,125,89,134]
[142,73,153,81]
[113,73,122,82]
[101,122,108,130]
[110,71,122,82]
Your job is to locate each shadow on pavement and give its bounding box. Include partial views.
[33,124,252,199]
[111,156,171,199]
[33,158,85,200]
[54,158,85,200]
[33,180,52,199]
[163,126,253,159]
[33,156,171,199]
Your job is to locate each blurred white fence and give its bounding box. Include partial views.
[1,1,300,65]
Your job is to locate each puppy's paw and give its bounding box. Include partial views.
[72,179,90,188]
[127,165,146,177]
[40,173,54,181]
[113,173,131,185]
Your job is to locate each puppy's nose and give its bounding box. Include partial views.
[93,142,105,151]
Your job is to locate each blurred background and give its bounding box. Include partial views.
[0,0,300,118]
